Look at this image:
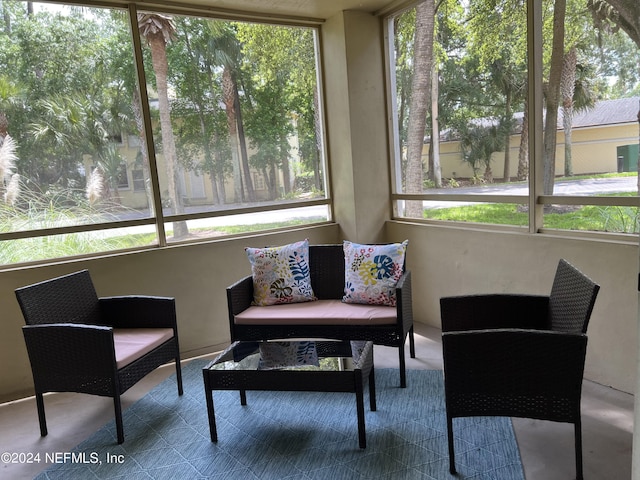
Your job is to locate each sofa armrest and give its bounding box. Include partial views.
[227,276,254,341]
[22,323,117,383]
[442,329,588,416]
[99,296,177,330]
[227,276,254,315]
[396,270,413,332]
[440,294,549,332]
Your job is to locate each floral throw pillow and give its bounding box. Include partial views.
[258,341,319,370]
[342,240,408,306]
[246,239,315,306]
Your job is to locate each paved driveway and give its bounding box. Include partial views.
[424,176,636,196]
[422,176,637,208]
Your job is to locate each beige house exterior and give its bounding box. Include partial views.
[432,97,640,180]
[94,98,639,209]
[85,133,294,211]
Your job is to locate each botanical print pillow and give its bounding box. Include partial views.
[342,240,408,306]
[258,341,319,370]
[246,239,315,306]
[351,340,368,365]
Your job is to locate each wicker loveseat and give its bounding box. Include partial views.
[227,244,415,387]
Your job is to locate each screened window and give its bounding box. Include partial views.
[132,169,145,192]
[137,11,328,243]
[0,1,328,266]
[388,0,640,236]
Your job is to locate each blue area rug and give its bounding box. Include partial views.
[35,360,524,479]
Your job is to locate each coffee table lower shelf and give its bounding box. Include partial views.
[202,340,376,448]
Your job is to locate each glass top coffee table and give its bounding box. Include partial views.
[202,340,376,448]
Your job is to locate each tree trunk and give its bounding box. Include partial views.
[542,0,567,196]
[210,165,225,205]
[280,134,291,195]
[431,62,442,188]
[268,164,278,199]
[313,90,322,191]
[217,173,226,204]
[503,88,513,182]
[589,1,640,49]
[484,164,493,183]
[132,89,154,209]
[404,0,435,218]
[148,34,188,238]
[561,46,577,177]
[517,80,529,180]
[222,67,243,203]
[234,82,254,202]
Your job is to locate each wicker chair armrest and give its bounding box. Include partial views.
[22,323,117,376]
[442,328,588,395]
[396,270,413,331]
[99,296,177,329]
[440,294,549,332]
[227,275,254,316]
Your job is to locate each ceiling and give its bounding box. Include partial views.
[166,0,409,21]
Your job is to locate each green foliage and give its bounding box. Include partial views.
[446,177,459,188]
[0,186,148,265]
[597,206,640,233]
[425,202,528,226]
[237,23,316,173]
[0,6,133,191]
[423,201,639,234]
[457,120,509,178]
[212,218,325,235]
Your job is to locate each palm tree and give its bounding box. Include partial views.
[489,57,524,183]
[137,13,188,238]
[206,21,254,203]
[542,0,567,196]
[95,144,126,204]
[132,88,153,207]
[561,48,598,177]
[561,46,577,177]
[405,0,436,218]
[459,122,507,183]
[516,79,529,181]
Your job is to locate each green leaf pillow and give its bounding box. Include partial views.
[246,239,316,306]
[342,240,408,306]
[258,341,319,370]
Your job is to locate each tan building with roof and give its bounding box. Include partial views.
[433,97,640,180]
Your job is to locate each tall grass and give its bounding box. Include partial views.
[0,187,146,264]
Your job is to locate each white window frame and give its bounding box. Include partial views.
[0,0,332,268]
[384,0,639,244]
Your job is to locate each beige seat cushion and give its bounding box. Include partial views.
[234,299,396,326]
[113,328,174,369]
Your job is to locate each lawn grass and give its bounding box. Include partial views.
[2,173,637,266]
[425,203,528,226]
[424,194,639,233]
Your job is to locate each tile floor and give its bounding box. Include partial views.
[0,322,633,479]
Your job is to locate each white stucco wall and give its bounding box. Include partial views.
[386,220,638,393]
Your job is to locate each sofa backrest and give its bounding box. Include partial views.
[309,244,345,300]
[15,269,103,326]
[549,258,599,334]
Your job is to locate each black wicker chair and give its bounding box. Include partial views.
[15,270,183,444]
[440,259,599,480]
